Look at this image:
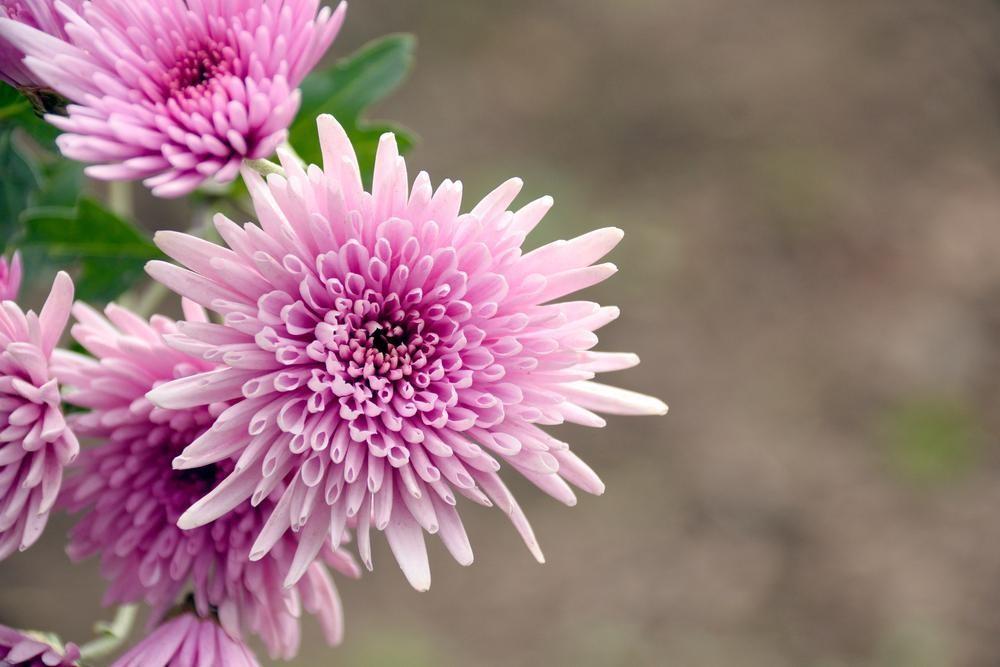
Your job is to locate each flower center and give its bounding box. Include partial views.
[164,42,231,96]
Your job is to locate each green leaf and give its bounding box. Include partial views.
[0,130,41,250]
[289,34,417,183]
[0,82,61,147]
[18,198,162,303]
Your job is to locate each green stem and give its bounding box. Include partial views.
[78,604,138,663]
[107,180,133,219]
[243,157,285,177]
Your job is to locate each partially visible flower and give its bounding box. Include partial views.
[0,625,80,666]
[0,0,81,88]
[0,0,346,197]
[0,251,22,301]
[0,271,76,560]
[54,301,359,660]
[110,614,259,667]
[146,115,667,592]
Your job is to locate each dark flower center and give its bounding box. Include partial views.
[165,43,231,95]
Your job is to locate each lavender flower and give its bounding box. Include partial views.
[0,252,22,302]
[146,115,667,591]
[110,613,259,667]
[0,272,77,560]
[0,0,346,197]
[0,624,79,666]
[54,301,359,660]
[0,0,81,88]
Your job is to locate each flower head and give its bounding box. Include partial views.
[0,271,76,560]
[0,0,81,88]
[53,301,359,660]
[0,252,22,301]
[0,0,346,197]
[146,115,667,591]
[110,613,259,667]
[0,625,80,666]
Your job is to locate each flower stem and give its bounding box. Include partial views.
[108,180,133,219]
[78,604,138,663]
[243,157,285,177]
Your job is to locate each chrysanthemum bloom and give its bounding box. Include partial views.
[53,301,359,660]
[110,614,259,667]
[0,0,346,197]
[0,271,76,560]
[0,252,22,301]
[146,115,667,591]
[0,0,81,88]
[0,625,80,666]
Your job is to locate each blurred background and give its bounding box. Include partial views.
[7,0,1000,665]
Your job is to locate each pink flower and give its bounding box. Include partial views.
[0,0,346,198]
[53,301,359,660]
[0,624,80,666]
[146,115,667,591]
[110,613,259,667]
[0,271,76,560]
[0,252,22,301]
[0,1,82,88]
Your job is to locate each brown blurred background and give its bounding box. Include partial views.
[9,0,1000,665]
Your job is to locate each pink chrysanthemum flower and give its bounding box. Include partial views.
[0,271,76,560]
[146,115,667,591]
[0,625,80,666]
[0,252,22,301]
[110,614,259,667]
[53,301,359,660]
[0,0,346,197]
[0,0,82,88]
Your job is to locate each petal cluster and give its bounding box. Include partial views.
[0,0,346,197]
[147,115,666,591]
[0,252,22,302]
[0,0,81,88]
[110,614,259,667]
[0,272,76,560]
[0,625,80,667]
[53,301,359,660]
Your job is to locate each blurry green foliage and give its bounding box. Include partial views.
[18,198,162,303]
[1,83,156,304]
[0,82,60,146]
[0,129,40,250]
[290,34,416,184]
[882,398,981,486]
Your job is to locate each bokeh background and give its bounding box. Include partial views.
[7,0,1000,665]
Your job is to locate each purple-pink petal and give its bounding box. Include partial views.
[110,614,259,667]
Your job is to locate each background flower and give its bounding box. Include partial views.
[0,624,79,666]
[0,271,76,561]
[110,613,259,667]
[145,115,666,592]
[0,0,82,88]
[0,252,22,301]
[54,301,360,660]
[0,0,346,197]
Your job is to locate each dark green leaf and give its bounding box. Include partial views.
[0,82,61,147]
[0,130,40,250]
[290,34,417,183]
[18,198,162,303]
